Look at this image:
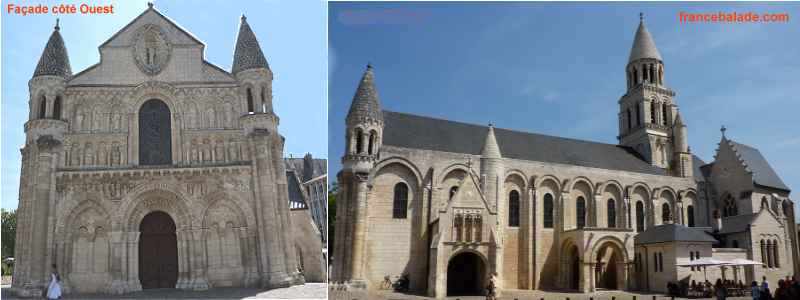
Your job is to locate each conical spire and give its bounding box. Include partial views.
[232,15,270,74]
[673,111,685,127]
[347,64,383,122]
[33,19,72,78]
[481,124,502,159]
[628,13,662,63]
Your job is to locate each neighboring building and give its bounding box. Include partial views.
[11,4,318,296]
[286,154,328,242]
[330,16,797,298]
[285,155,327,283]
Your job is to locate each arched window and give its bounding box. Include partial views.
[607,199,616,228]
[355,129,363,154]
[474,215,482,242]
[659,66,664,85]
[53,96,62,120]
[773,239,780,268]
[260,86,267,113]
[650,64,656,84]
[687,205,695,227]
[626,109,632,130]
[449,186,458,200]
[761,240,767,267]
[392,183,408,219]
[368,131,376,155]
[509,190,520,227]
[662,203,671,223]
[761,197,769,210]
[543,193,554,228]
[576,196,586,229]
[246,88,254,114]
[636,103,641,126]
[636,201,645,232]
[782,201,789,217]
[643,64,649,82]
[650,101,657,124]
[766,240,773,268]
[633,68,638,85]
[723,195,737,217]
[38,95,47,119]
[138,99,172,165]
[662,103,669,126]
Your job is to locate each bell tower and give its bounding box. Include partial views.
[618,14,684,172]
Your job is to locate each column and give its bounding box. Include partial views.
[107,230,127,294]
[350,173,369,285]
[190,228,209,290]
[176,230,191,289]
[126,231,142,292]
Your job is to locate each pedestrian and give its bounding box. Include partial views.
[715,278,727,300]
[752,281,761,300]
[485,275,496,300]
[46,264,61,300]
[761,276,773,300]
[774,279,790,300]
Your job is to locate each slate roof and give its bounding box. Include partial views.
[232,16,270,74]
[635,223,717,244]
[286,170,307,208]
[628,19,662,63]
[347,65,383,122]
[719,213,758,234]
[34,25,72,78]
[692,155,707,182]
[728,140,790,192]
[285,157,327,182]
[382,111,667,176]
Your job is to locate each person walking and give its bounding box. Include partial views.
[752,281,761,300]
[46,264,61,300]
[761,276,773,300]
[715,278,727,300]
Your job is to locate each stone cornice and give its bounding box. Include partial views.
[55,162,251,180]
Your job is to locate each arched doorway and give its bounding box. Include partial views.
[447,252,486,296]
[139,211,178,289]
[139,99,172,165]
[595,241,625,290]
[568,245,580,290]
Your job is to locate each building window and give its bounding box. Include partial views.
[650,101,657,124]
[474,215,482,242]
[53,96,62,120]
[687,205,695,227]
[509,190,520,227]
[393,183,408,219]
[260,86,267,113]
[761,240,767,268]
[636,201,645,232]
[449,186,458,200]
[368,131,375,155]
[576,196,586,229]
[732,240,739,248]
[246,88,254,114]
[653,253,658,271]
[626,109,632,130]
[658,253,664,272]
[38,95,47,119]
[355,129,363,154]
[543,193,554,228]
[690,251,695,271]
[723,195,738,217]
[761,197,769,210]
[454,214,463,242]
[662,203,671,223]
[607,199,616,228]
[662,103,668,125]
[636,103,641,126]
[138,99,172,165]
[773,239,780,268]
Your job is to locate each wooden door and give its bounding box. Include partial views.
[139,211,178,289]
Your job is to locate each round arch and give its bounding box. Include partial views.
[117,188,194,231]
[370,157,424,189]
[446,249,489,296]
[129,81,182,165]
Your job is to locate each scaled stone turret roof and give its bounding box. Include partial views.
[232,15,270,74]
[347,64,383,122]
[33,20,72,78]
[481,125,502,159]
[628,16,662,63]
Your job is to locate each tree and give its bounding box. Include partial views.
[1,209,16,259]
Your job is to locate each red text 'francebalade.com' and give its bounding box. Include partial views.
[679,11,790,23]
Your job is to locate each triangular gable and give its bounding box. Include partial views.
[100,7,204,49]
[444,169,495,214]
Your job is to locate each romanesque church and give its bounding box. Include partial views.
[11,4,322,296]
[331,16,797,298]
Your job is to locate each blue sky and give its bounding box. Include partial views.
[1,0,327,210]
[328,2,800,221]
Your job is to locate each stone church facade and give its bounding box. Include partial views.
[11,4,318,296]
[331,17,797,298]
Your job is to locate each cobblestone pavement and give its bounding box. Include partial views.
[1,283,326,299]
[328,288,753,300]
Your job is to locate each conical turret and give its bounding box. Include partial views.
[346,64,383,124]
[481,124,502,159]
[628,14,662,64]
[232,15,270,74]
[33,19,71,78]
